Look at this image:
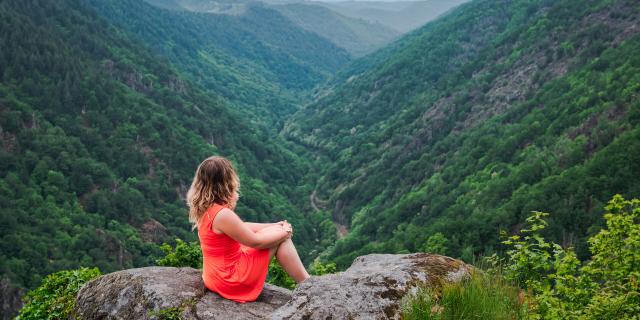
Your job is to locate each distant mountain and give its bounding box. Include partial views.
[284,0,640,267]
[142,0,184,10]
[94,0,351,127]
[145,0,401,57]
[146,0,253,14]
[313,0,471,32]
[272,2,400,57]
[0,0,334,316]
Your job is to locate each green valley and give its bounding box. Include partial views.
[2,0,639,318]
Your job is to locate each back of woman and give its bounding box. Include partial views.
[186,156,309,303]
[198,203,269,302]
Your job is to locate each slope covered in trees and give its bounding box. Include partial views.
[0,0,335,303]
[284,0,640,267]
[89,0,351,127]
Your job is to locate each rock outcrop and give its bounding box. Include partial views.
[73,267,291,319]
[271,253,472,319]
[74,253,473,319]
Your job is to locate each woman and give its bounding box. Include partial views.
[187,156,309,303]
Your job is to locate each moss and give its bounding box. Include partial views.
[405,253,471,287]
[147,298,198,320]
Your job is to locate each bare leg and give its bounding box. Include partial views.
[256,226,310,283]
[275,238,310,283]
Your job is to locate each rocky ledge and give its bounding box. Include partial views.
[74,253,473,320]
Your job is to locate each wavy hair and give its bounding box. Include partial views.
[187,156,239,229]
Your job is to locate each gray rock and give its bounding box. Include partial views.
[270,253,473,320]
[74,253,472,320]
[73,267,291,320]
[1,277,25,320]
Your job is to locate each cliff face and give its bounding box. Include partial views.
[73,253,473,320]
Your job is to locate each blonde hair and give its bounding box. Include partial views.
[187,156,240,229]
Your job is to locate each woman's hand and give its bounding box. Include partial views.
[277,220,293,232]
[280,220,293,237]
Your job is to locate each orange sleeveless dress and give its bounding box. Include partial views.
[198,203,271,302]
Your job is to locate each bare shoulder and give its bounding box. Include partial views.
[212,207,239,233]
[215,207,241,223]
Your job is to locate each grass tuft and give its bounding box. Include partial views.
[401,273,526,320]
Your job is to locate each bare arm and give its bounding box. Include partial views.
[244,222,278,232]
[244,221,291,232]
[214,209,290,249]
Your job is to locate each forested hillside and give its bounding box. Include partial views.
[89,0,351,127]
[0,0,335,309]
[285,0,640,267]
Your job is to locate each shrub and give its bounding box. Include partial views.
[309,259,337,275]
[16,267,101,320]
[421,232,449,255]
[267,259,296,289]
[156,239,202,268]
[493,195,640,319]
[268,258,338,289]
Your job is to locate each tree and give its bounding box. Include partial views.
[421,232,448,255]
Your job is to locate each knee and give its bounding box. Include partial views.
[276,238,293,252]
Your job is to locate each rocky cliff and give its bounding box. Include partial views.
[74,253,473,319]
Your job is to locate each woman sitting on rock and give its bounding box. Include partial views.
[187,156,309,303]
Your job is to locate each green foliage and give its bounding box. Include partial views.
[422,232,449,255]
[494,195,640,319]
[156,239,202,269]
[267,259,296,290]
[16,267,101,320]
[309,259,338,276]
[497,211,571,290]
[401,274,526,320]
[148,307,184,320]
